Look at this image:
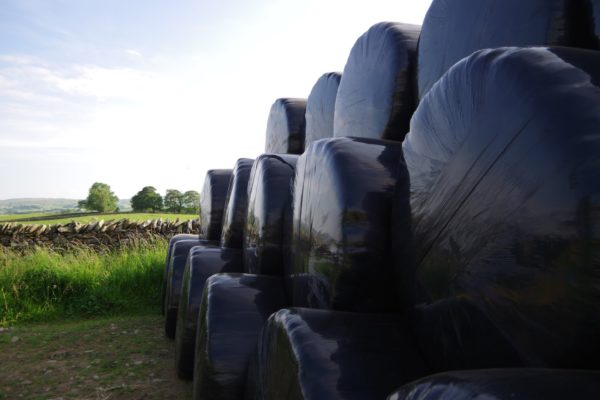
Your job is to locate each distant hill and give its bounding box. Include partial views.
[0,198,132,214]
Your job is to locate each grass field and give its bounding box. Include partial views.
[0,211,198,225]
[0,212,55,221]
[0,240,167,326]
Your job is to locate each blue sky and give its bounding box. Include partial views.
[0,0,431,200]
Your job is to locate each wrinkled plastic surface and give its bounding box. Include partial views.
[220,158,254,249]
[403,47,600,368]
[244,154,298,276]
[199,169,232,241]
[304,72,341,145]
[388,369,600,400]
[164,239,217,339]
[254,308,428,400]
[161,233,197,315]
[290,137,411,312]
[334,22,420,141]
[193,273,286,400]
[417,0,599,99]
[264,98,307,154]
[175,246,243,380]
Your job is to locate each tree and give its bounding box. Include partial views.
[79,182,119,212]
[131,186,163,212]
[182,190,200,213]
[164,189,184,213]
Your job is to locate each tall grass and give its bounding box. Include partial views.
[0,240,167,326]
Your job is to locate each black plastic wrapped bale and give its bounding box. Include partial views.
[164,239,217,339]
[254,308,428,400]
[244,154,298,276]
[403,47,600,369]
[289,137,411,313]
[161,233,198,315]
[417,0,599,100]
[193,273,287,400]
[175,247,243,380]
[199,169,232,241]
[264,98,307,155]
[304,72,341,145]
[388,369,600,400]
[219,158,254,249]
[334,22,420,141]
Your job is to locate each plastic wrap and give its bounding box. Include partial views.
[289,137,411,312]
[175,246,243,380]
[164,238,217,339]
[264,98,307,155]
[403,47,600,368]
[219,158,254,249]
[192,273,286,400]
[254,308,428,400]
[244,154,298,276]
[161,233,198,315]
[334,22,420,141]
[388,369,600,400]
[199,169,232,241]
[417,0,599,100]
[304,72,341,145]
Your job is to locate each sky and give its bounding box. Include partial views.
[0,0,432,200]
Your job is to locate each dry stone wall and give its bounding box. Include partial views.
[0,218,199,252]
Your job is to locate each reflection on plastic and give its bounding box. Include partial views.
[220,158,254,249]
[334,22,420,141]
[255,308,428,400]
[290,137,411,312]
[175,247,243,380]
[199,169,232,241]
[305,72,341,145]
[388,369,600,400]
[264,98,307,155]
[403,47,600,368]
[244,154,298,276]
[193,273,286,400]
[417,0,599,99]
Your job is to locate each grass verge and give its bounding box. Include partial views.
[0,241,167,326]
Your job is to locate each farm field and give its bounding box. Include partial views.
[0,314,192,399]
[0,211,198,225]
[0,238,190,398]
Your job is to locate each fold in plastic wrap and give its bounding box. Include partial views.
[161,234,198,315]
[164,239,217,339]
[290,137,411,312]
[403,47,600,368]
[388,369,600,400]
[264,98,307,155]
[199,169,232,241]
[417,0,599,99]
[304,72,341,145]
[175,247,243,380]
[219,158,254,249]
[334,22,420,141]
[193,274,286,400]
[244,154,298,276]
[254,308,428,400]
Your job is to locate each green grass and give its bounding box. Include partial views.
[0,211,198,225]
[0,212,57,221]
[0,241,167,326]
